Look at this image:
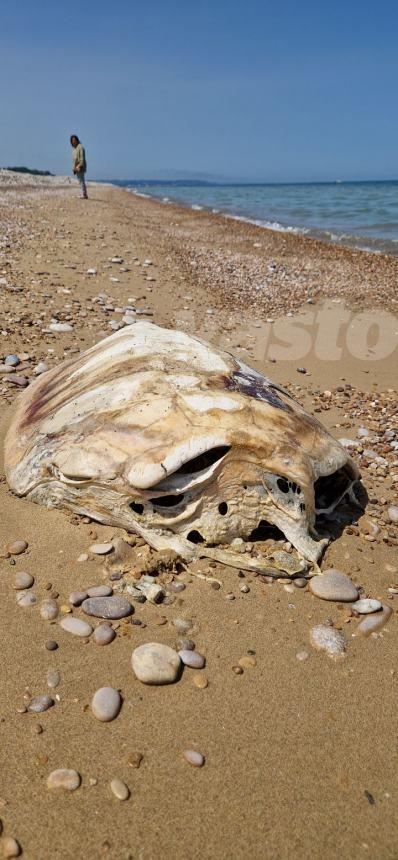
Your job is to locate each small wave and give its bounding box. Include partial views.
[191,204,203,210]
[224,212,310,235]
[130,189,150,199]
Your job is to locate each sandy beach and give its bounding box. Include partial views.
[0,174,397,860]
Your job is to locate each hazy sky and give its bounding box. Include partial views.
[1,0,397,181]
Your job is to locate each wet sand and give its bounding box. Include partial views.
[0,177,397,859]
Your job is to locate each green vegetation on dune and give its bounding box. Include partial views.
[5,166,54,176]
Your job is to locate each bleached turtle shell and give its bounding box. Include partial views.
[4,322,359,565]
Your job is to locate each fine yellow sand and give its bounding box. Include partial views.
[0,180,397,859]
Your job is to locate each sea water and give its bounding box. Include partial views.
[116,180,398,257]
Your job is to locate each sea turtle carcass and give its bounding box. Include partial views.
[4,322,360,573]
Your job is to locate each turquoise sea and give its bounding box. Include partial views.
[116,180,398,257]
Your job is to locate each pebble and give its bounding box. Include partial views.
[351,598,382,614]
[6,540,28,555]
[310,625,347,659]
[143,583,164,604]
[5,354,20,367]
[294,578,308,589]
[183,750,205,768]
[172,618,193,634]
[28,695,54,713]
[110,778,130,801]
[7,375,28,387]
[309,570,358,602]
[178,650,206,669]
[49,322,73,333]
[47,769,81,791]
[47,669,61,689]
[91,687,122,722]
[87,585,113,597]
[357,604,392,636]
[33,361,48,375]
[81,596,132,619]
[193,674,208,689]
[16,592,37,608]
[176,638,195,651]
[40,599,59,621]
[131,643,181,685]
[283,583,295,594]
[238,655,257,668]
[60,616,93,637]
[167,581,186,593]
[45,640,58,651]
[2,837,21,857]
[13,571,34,590]
[69,591,88,606]
[388,505,398,524]
[93,625,116,645]
[126,751,143,768]
[296,649,310,662]
[89,542,113,555]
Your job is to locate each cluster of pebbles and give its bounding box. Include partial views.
[3,527,395,693]
[0,524,395,860]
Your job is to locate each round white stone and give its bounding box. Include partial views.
[2,837,21,857]
[352,598,382,614]
[60,616,93,637]
[110,778,130,800]
[87,585,113,597]
[357,604,392,636]
[40,599,59,621]
[16,591,37,607]
[183,750,205,767]
[28,695,54,713]
[47,769,81,791]
[178,650,205,669]
[13,571,34,590]
[309,570,358,602]
[131,643,181,685]
[388,505,398,524]
[89,543,113,555]
[310,625,347,659]
[91,687,122,722]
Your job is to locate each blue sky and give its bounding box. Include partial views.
[0,0,397,181]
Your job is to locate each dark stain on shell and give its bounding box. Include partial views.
[224,371,292,411]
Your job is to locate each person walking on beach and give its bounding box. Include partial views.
[70,135,88,199]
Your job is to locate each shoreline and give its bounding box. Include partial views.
[120,180,398,259]
[0,175,397,860]
[110,182,398,318]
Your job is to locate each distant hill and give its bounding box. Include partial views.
[5,166,54,176]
